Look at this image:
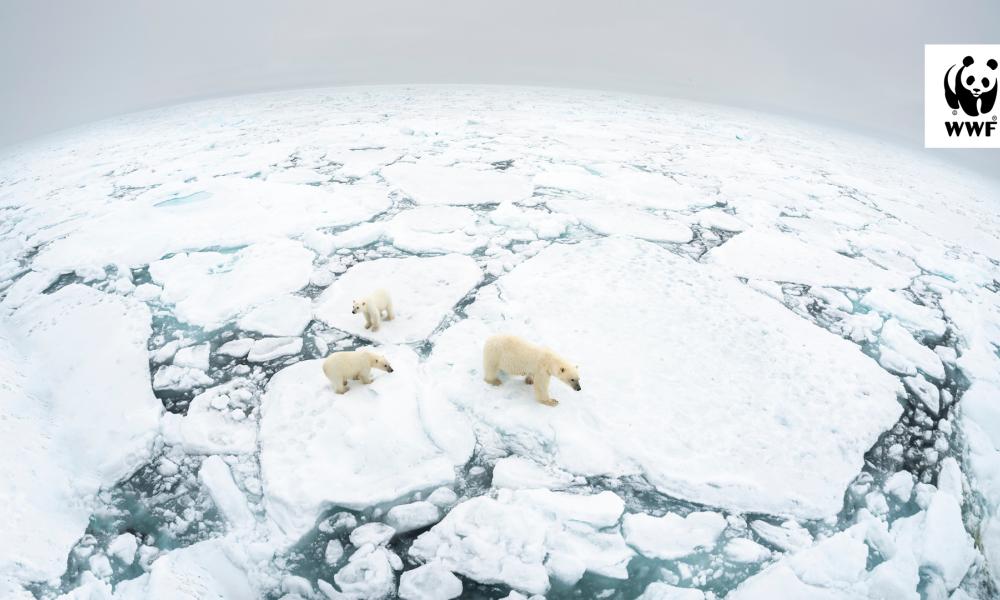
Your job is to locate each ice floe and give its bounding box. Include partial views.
[410,489,632,595]
[314,254,481,343]
[31,179,389,275]
[428,237,902,518]
[0,285,160,582]
[150,238,314,330]
[382,162,533,206]
[705,228,911,288]
[259,347,461,543]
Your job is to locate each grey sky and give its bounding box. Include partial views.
[1,1,998,177]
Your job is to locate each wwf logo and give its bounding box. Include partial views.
[944,55,997,117]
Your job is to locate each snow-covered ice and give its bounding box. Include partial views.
[622,511,727,560]
[150,238,314,330]
[259,347,461,543]
[0,285,160,582]
[410,489,632,594]
[705,228,910,288]
[3,86,999,599]
[314,254,481,343]
[382,162,534,206]
[428,237,902,518]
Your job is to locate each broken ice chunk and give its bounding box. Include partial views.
[350,522,396,547]
[637,582,707,599]
[152,364,213,391]
[314,254,482,344]
[878,319,945,381]
[198,455,254,530]
[246,337,302,362]
[749,520,813,552]
[724,538,772,564]
[217,338,253,358]
[398,562,463,600]
[861,288,946,338]
[491,456,575,490]
[385,501,441,534]
[903,375,940,415]
[172,343,210,371]
[237,295,312,337]
[622,511,727,560]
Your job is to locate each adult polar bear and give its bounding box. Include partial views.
[482,334,582,406]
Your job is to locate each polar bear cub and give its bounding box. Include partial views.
[352,289,394,332]
[483,334,581,406]
[322,350,394,394]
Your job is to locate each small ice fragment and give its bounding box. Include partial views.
[349,522,396,547]
[247,337,302,362]
[426,487,458,508]
[218,339,253,358]
[723,538,771,564]
[107,533,138,564]
[398,562,463,600]
[324,540,344,565]
[386,501,441,534]
[173,343,210,371]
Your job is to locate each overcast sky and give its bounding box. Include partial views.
[1,1,998,177]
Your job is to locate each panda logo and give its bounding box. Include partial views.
[944,55,998,117]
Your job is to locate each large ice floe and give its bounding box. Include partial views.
[2,86,1000,599]
[428,237,902,518]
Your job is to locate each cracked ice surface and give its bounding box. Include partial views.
[429,237,903,518]
[2,86,1000,598]
[0,285,161,581]
[259,347,465,543]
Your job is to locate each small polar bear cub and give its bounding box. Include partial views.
[322,350,394,394]
[352,289,394,332]
[483,334,581,406]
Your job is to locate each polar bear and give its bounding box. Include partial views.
[482,334,581,406]
[322,350,394,394]
[352,289,394,332]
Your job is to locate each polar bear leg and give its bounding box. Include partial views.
[368,306,381,332]
[483,349,502,386]
[533,372,558,406]
[363,311,373,330]
[359,367,373,384]
[384,298,394,321]
[335,379,349,394]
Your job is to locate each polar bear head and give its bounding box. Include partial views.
[351,299,367,315]
[551,358,581,391]
[367,352,394,373]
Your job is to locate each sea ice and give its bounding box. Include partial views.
[150,238,314,330]
[382,162,533,206]
[622,511,727,560]
[547,198,693,243]
[259,347,460,543]
[199,455,255,531]
[385,501,441,534]
[314,254,481,343]
[385,206,487,254]
[705,228,911,288]
[246,337,303,362]
[398,562,463,600]
[0,285,160,582]
[861,288,947,337]
[410,489,632,595]
[877,319,945,381]
[428,237,902,518]
[237,295,313,337]
[32,178,389,274]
